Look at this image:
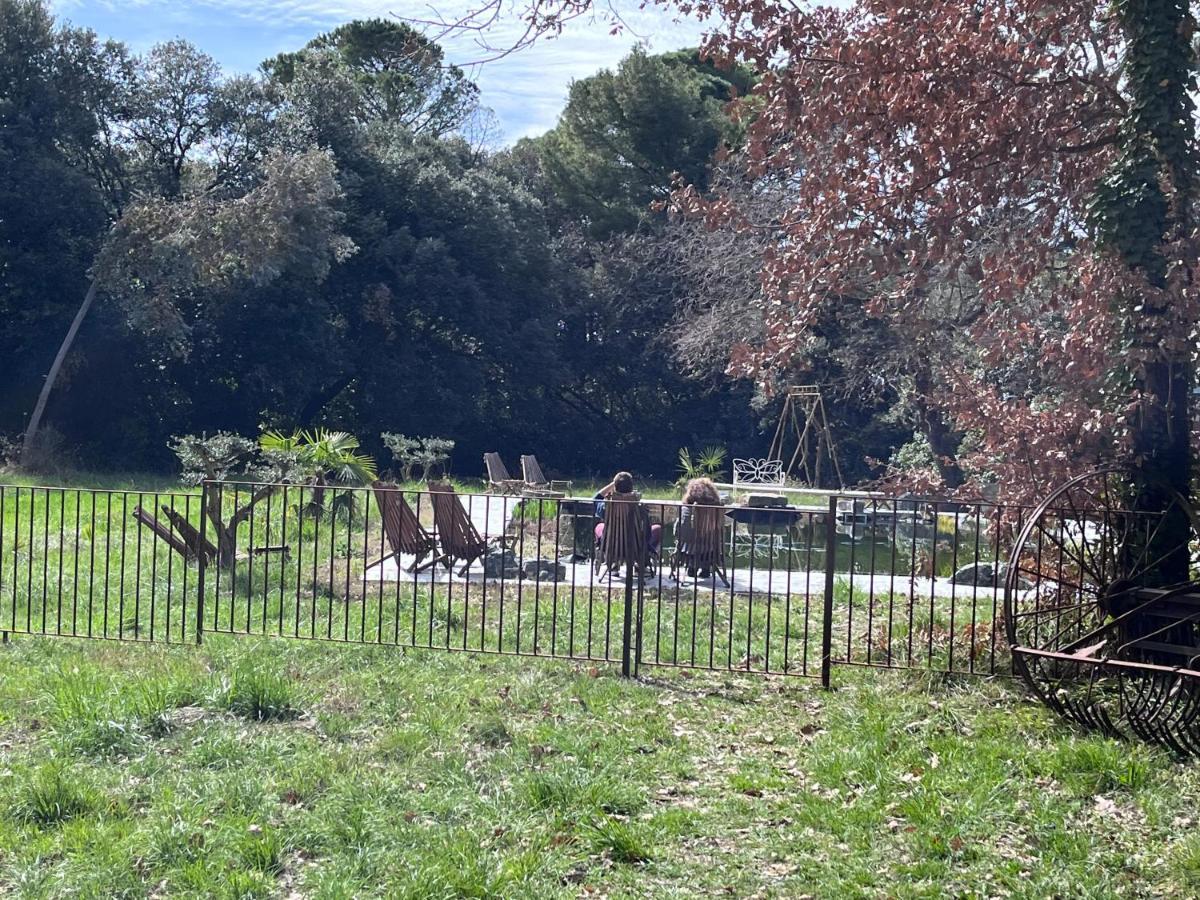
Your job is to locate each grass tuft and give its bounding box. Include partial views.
[213,662,303,722]
[236,825,286,876]
[583,815,653,864]
[1047,737,1157,794]
[8,765,100,826]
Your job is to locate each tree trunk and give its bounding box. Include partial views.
[1105,0,1196,586]
[203,482,239,568]
[21,276,99,466]
[912,369,964,491]
[1129,352,1192,586]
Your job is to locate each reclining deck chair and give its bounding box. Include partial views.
[483,452,524,495]
[370,482,439,573]
[133,504,217,564]
[428,481,517,576]
[520,455,572,496]
[593,494,657,580]
[671,503,730,587]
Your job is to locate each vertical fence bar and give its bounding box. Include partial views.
[196,482,208,645]
[634,563,645,678]
[821,495,838,688]
[621,558,635,678]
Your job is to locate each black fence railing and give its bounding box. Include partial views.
[0,481,1028,682]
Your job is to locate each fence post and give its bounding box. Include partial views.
[821,494,838,688]
[196,481,208,646]
[621,561,635,678]
[633,568,645,678]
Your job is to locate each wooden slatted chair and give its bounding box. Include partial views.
[483,452,524,495]
[428,481,516,576]
[520,455,572,496]
[671,503,730,587]
[593,493,654,580]
[159,505,219,563]
[133,505,214,563]
[371,482,439,573]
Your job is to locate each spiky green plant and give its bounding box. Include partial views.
[677,445,728,486]
[260,429,376,519]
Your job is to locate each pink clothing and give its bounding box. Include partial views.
[595,522,662,554]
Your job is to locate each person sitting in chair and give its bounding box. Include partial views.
[593,471,662,555]
[678,477,722,578]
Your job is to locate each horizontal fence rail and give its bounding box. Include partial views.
[0,480,1037,681]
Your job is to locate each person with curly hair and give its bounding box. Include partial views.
[678,477,722,578]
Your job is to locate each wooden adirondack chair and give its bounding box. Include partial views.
[370,482,439,573]
[520,455,572,496]
[428,481,516,576]
[133,504,216,564]
[483,452,523,495]
[671,503,730,587]
[158,504,219,562]
[593,493,656,580]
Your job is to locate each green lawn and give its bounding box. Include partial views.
[0,635,1196,898]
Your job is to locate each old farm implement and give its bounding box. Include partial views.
[1004,467,1200,754]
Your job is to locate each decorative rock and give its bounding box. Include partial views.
[484,549,520,578]
[950,561,1032,590]
[522,558,565,581]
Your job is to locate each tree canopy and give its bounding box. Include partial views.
[473,0,1198,499]
[1,2,764,478]
[524,47,751,237]
[10,0,1185,493]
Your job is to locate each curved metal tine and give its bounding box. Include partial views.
[1078,664,1122,736]
[1121,671,1168,745]
[1129,671,1194,756]
[1155,675,1200,756]
[1059,693,1091,729]
[1097,702,1122,737]
[1090,669,1124,737]
[1066,692,1114,735]
[1037,657,1074,716]
[1143,677,1189,756]
[1053,662,1101,728]
[1171,682,1200,756]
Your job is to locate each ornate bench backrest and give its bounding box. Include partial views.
[732,458,785,487]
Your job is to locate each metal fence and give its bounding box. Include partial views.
[0,481,1027,683]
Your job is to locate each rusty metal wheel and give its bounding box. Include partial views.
[1004,467,1200,750]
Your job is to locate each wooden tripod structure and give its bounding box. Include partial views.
[767,386,845,489]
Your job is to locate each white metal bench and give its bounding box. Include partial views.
[732,458,786,489]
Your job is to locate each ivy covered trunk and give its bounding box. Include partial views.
[1099,0,1197,584]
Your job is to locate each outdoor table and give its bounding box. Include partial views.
[556,498,598,560]
[724,505,817,528]
[724,504,826,556]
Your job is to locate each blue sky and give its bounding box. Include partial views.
[51,0,707,142]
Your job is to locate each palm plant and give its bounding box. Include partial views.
[259,429,377,518]
[676,445,728,486]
